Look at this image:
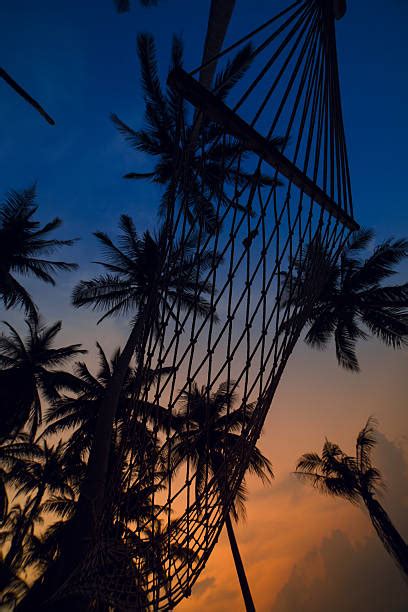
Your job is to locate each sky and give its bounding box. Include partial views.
[1,0,408,610]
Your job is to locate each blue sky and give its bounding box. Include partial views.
[2,3,408,610]
[1,0,408,240]
[2,0,408,342]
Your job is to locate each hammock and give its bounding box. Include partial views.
[55,1,358,609]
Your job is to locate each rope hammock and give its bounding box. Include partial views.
[54,1,358,608]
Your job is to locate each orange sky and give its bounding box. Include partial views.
[177,339,408,611]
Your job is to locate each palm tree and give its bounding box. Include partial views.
[112,0,236,90]
[295,417,408,579]
[0,186,77,319]
[72,214,214,509]
[0,439,83,606]
[0,315,85,440]
[0,434,42,525]
[3,440,84,573]
[0,502,30,606]
[171,381,273,611]
[295,229,408,371]
[20,214,218,609]
[112,35,281,233]
[134,518,192,606]
[43,342,173,462]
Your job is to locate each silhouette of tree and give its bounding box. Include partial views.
[293,229,408,371]
[296,417,408,579]
[0,439,84,605]
[43,342,172,462]
[0,502,30,606]
[0,186,77,319]
[112,0,236,93]
[0,316,85,440]
[15,215,219,610]
[0,434,42,524]
[72,214,215,504]
[112,35,281,233]
[171,381,273,611]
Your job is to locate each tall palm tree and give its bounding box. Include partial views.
[0,434,42,525]
[112,35,280,233]
[72,214,214,509]
[0,316,85,440]
[0,502,30,606]
[3,440,84,572]
[43,342,173,461]
[171,381,273,611]
[296,229,408,371]
[134,518,192,606]
[0,186,77,319]
[295,417,408,579]
[17,215,217,610]
[113,0,236,91]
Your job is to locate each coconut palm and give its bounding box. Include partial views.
[295,417,408,579]
[0,186,77,319]
[0,434,43,525]
[0,439,83,605]
[171,381,273,611]
[24,215,219,610]
[72,214,214,506]
[43,342,173,461]
[133,518,192,606]
[3,440,84,571]
[112,35,281,233]
[295,229,408,371]
[113,0,236,91]
[0,502,30,606]
[0,316,85,440]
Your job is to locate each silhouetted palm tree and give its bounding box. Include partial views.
[112,35,281,233]
[0,502,30,606]
[28,213,219,609]
[0,438,84,607]
[0,434,42,525]
[113,0,236,91]
[44,342,173,461]
[0,186,77,319]
[171,381,273,611]
[3,440,84,572]
[0,316,85,439]
[296,417,408,579]
[133,518,192,606]
[296,229,408,371]
[72,214,214,503]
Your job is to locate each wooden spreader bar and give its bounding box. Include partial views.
[168,67,359,232]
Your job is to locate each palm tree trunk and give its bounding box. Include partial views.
[225,513,256,611]
[6,483,45,568]
[79,319,143,511]
[364,495,408,578]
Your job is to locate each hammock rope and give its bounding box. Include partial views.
[54,1,358,609]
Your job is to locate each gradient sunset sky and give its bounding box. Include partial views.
[1,0,408,610]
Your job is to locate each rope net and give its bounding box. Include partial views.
[56,1,357,608]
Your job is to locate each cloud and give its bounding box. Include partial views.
[271,433,408,612]
[191,576,216,598]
